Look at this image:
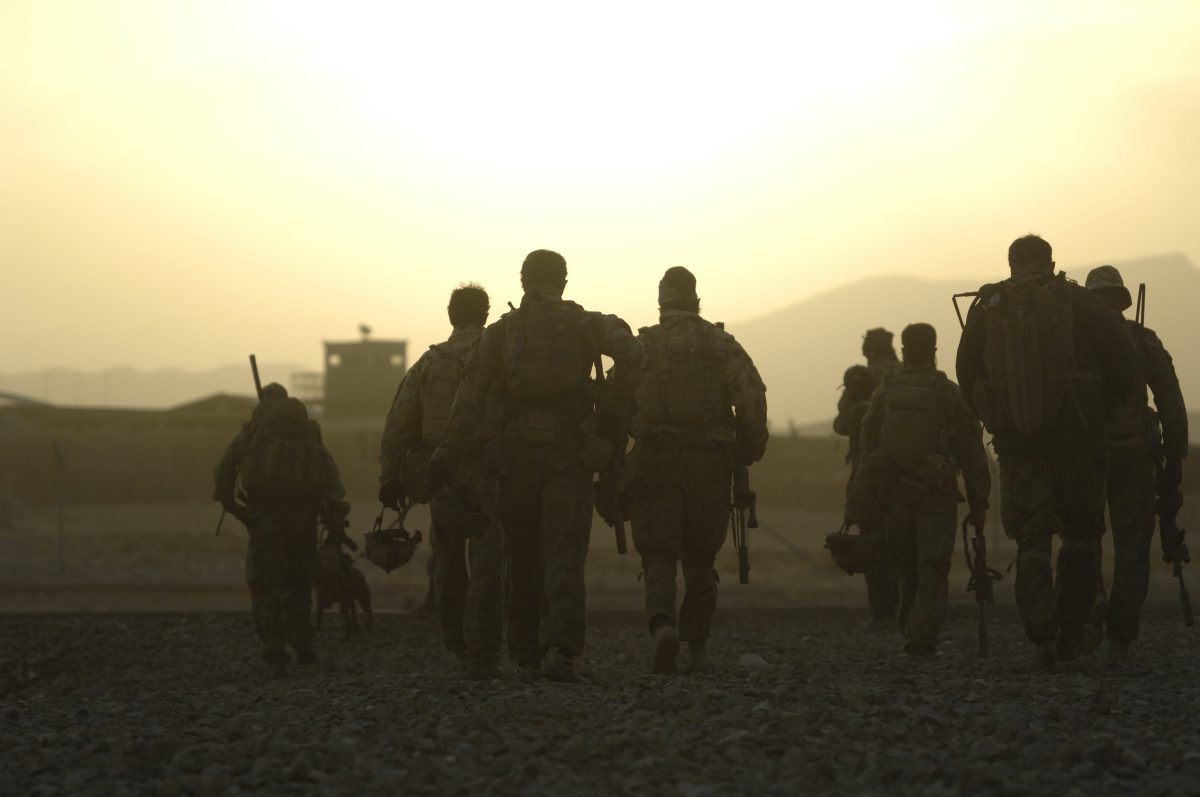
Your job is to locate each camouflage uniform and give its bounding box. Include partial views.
[439,288,641,670]
[957,270,1137,654]
[380,326,505,665]
[213,391,346,669]
[627,310,768,645]
[833,347,901,623]
[849,363,990,654]
[1085,267,1188,644]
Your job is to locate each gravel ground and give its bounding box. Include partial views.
[3,607,1200,796]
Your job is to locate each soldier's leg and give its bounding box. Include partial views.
[999,455,1058,643]
[885,504,919,640]
[631,483,685,631]
[863,507,898,622]
[245,508,288,668]
[430,496,469,658]
[905,501,958,652]
[464,518,506,666]
[540,467,594,659]
[283,507,319,654]
[1054,450,1107,651]
[1104,447,1156,642]
[678,455,731,645]
[497,468,545,669]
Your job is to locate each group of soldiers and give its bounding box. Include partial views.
[835,234,1188,670]
[215,251,768,679]
[214,235,1187,679]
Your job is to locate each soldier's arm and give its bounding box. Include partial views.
[212,423,252,501]
[1080,291,1138,402]
[594,313,643,413]
[725,340,769,464]
[857,388,885,459]
[379,356,426,484]
[833,389,856,436]
[442,325,503,452]
[1142,329,1189,461]
[955,299,987,417]
[949,392,991,514]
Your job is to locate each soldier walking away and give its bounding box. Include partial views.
[1085,266,1189,665]
[846,324,990,658]
[433,250,642,683]
[213,383,351,677]
[379,283,506,680]
[624,267,768,675]
[956,235,1137,671]
[833,328,900,627]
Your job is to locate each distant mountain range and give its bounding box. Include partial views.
[0,362,308,409]
[3,254,1196,440]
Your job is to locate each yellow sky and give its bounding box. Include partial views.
[3,0,1199,372]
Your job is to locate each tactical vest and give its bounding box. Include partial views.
[974,272,1076,435]
[500,300,591,412]
[878,372,949,459]
[419,341,472,448]
[240,398,326,499]
[634,319,734,438]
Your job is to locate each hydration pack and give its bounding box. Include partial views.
[878,374,947,459]
[974,272,1075,435]
[635,320,733,435]
[240,398,326,499]
[500,300,591,406]
[419,341,473,447]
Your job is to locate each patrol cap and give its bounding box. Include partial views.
[658,266,698,307]
[1085,265,1132,311]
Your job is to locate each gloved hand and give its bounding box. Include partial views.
[966,508,987,530]
[378,479,404,510]
[1158,457,1184,497]
[1161,525,1189,564]
[219,494,246,522]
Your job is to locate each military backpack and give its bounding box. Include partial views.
[877,372,948,459]
[500,300,592,407]
[634,319,733,436]
[240,398,326,499]
[974,272,1075,435]
[419,340,474,448]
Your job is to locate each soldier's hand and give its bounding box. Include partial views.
[220,497,246,522]
[1158,457,1184,497]
[966,509,987,530]
[378,479,404,510]
[1162,526,1188,563]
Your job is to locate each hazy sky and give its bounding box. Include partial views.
[3,1,1199,372]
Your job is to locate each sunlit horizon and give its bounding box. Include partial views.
[4,0,1200,374]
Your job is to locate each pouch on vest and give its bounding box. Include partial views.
[420,343,470,448]
[879,382,944,458]
[502,303,589,401]
[635,324,731,434]
[240,400,325,500]
[976,273,1075,435]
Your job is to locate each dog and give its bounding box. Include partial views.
[313,543,373,638]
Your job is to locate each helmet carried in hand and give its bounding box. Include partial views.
[364,503,423,573]
[824,524,881,575]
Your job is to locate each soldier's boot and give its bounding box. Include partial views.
[1034,640,1059,674]
[1056,625,1100,664]
[293,642,318,666]
[465,660,505,681]
[263,649,289,679]
[903,642,937,659]
[516,664,540,683]
[651,620,680,675]
[684,641,714,675]
[1106,638,1131,667]
[542,648,579,684]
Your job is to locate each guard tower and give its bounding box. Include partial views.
[322,325,407,419]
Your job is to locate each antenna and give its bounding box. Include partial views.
[1135,283,1146,327]
[952,292,980,330]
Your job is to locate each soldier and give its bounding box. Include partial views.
[624,267,768,674]
[1085,266,1188,664]
[432,250,642,682]
[833,328,900,627]
[956,235,1137,670]
[213,383,350,677]
[846,323,990,657]
[379,283,505,679]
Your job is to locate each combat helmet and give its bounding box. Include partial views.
[364,502,424,573]
[1084,265,1132,311]
[824,523,881,575]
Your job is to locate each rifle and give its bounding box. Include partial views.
[732,466,757,584]
[1156,470,1193,627]
[217,355,266,537]
[962,516,1001,656]
[590,333,628,554]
